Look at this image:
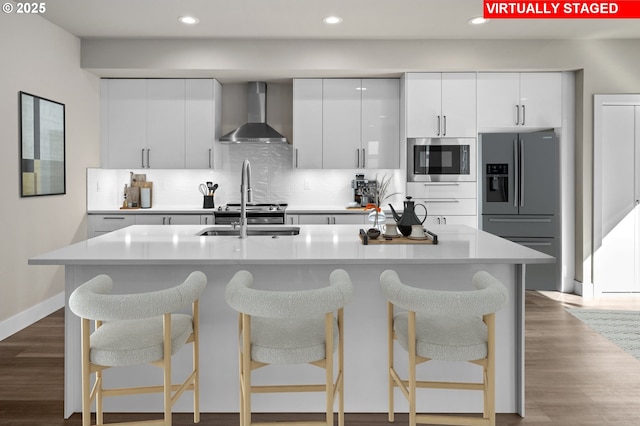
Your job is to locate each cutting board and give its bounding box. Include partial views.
[358,229,438,245]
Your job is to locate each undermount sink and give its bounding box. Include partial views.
[198,226,300,237]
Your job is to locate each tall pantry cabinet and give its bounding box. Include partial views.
[594,97,640,293]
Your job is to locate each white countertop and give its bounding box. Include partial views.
[29,224,554,266]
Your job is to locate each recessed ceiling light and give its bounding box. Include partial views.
[323,16,343,25]
[468,16,489,25]
[178,16,199,25]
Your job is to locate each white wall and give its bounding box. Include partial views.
[0,13,100,335]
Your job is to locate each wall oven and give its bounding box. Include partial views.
[407,138,476,182]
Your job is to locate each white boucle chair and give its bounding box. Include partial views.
[379,270,509,426]
[225,269,353,426]
[68,271,207,426]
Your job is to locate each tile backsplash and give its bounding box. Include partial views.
[87,144,405,210]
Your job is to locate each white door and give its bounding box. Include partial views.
[185,79,216,169]
[146,79,186,168]
[477,73,520,129]
[441,73,477,137]
[595,104,639,292]
[406,73,442,137]
[293,79,323,168]
[105,79,147,168]
[519,73,562,129]
[323,79,362,168]
[361,79,400,169]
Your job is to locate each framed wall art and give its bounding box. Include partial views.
[19,91,66,197]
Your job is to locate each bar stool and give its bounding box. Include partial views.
[225,269,353,426]
[379,270,508,426]
[68,271,207,426]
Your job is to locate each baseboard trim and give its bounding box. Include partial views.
[0,292,65,341]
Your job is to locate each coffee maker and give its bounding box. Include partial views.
[351,174,378,207]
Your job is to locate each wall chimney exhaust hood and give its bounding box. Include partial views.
[220,82,288,144]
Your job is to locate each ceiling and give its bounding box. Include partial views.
[39,0,640,40]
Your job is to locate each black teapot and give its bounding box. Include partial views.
[389,196,427,237]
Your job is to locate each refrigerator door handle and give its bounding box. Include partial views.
[520,140,525,208]
[513,139,519,208]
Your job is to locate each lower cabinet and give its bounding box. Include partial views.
[88,214,213,237]
[406,182,478,229]
[293,214,366,225]
[134,214,203,226]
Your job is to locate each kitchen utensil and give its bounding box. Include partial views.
[199,184,208,196]
[211,183,219,194]
[408,224,427,239]
[206,182,214,195]
[389,196,428,237]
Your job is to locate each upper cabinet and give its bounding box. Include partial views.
[477,72,562,130]
[101,78,221,169]
[293,78,400,169]
[406,73,477,138]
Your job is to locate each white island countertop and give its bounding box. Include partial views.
[29,224,553,266]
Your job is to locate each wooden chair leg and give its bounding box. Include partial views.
[193,301,200,423]
[242,314,252,426]
[325,313,334,426]
[163,314,172,426]
[81,318,92,426]
[338,309,345,426]
[408,311,417,426]
[387,302,395,423]
[96,369,103,425]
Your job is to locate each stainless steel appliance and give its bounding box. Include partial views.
[214,203,287,225]
[407,137,475,182]
[351,174,378,207]
[480,131,559,290]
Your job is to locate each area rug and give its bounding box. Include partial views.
[567,309,640,361]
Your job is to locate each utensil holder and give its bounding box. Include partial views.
[203,195,214,209]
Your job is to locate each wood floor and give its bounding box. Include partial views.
[2,291,640,425]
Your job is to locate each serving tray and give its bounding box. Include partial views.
[358,229,438,245]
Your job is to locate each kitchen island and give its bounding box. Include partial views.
[29,224,553,418]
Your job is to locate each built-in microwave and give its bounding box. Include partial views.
[407,138,476,182]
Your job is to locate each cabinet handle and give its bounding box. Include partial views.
[425,199,460,203]
[521,105,526,126]
[327,216,331,225]
[362,149,365,168]
[332,217,336,224]
[442,217,447,225]
[204,217,208,225]
[437,115,441,136]
[103,216,126,220]
[295,148,299,168]
[515,105,520,125]
[436,217,441,225]
[168,217,172,225]
[209,149,212,169]
[146,149,150,168]
[488,218,551,223]
[356,149,360,168]
[424,183,459,186]
[141,149,145,168]
[162,217,166,225]
[443,116,447,136]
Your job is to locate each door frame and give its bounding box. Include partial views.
[593,94,640,295]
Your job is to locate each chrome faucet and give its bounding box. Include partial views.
[239,159,252,239]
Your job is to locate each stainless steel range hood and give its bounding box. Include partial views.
[220,82,288,144]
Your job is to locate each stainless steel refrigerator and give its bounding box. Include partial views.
[480,131,559,290]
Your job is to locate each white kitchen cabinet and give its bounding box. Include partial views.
[102,79,147,169]
[406,182,477,227]
[146,79,186,169]
[361,79,400,168]
[135,214,202,226]
[185,79,221,169]
[293,78,400,169]
[297,214,366,225]
[88,214,136,238]
[101,78,220,169]
[406,73,476,138]
[293,79,323,168]
[477,72,562,129]
[425,215,478,228]
[323,79,363,169]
